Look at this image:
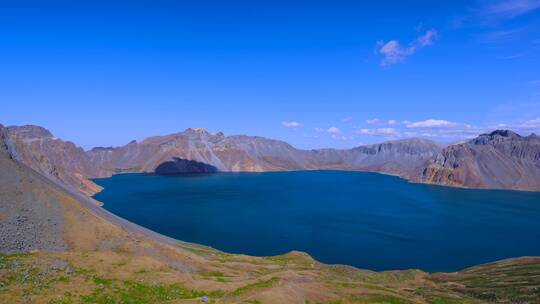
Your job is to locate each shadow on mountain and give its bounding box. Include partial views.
[154,157,218,175]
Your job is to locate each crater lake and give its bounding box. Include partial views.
[93,171,540,272]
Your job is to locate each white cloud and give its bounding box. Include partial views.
[387,119,397,125]
[327,126,341,134]
[520,118,540,128]
[416,29,438,47]
[282,121,302,128]
[406,119,456,128]
[366,118,381,125]
[315,126,342,139]
[482,0,540,19]
[376,40,410,65]
[376,29,438,66]
[355,127,400,137]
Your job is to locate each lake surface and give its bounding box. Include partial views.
[93,171,540,272]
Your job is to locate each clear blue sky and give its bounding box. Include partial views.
[1,1,539,149]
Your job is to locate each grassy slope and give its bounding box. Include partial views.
[1,244,539,303]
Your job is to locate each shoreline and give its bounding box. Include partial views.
[89,170,540,273]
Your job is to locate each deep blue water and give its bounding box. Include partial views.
[93,171,540,272]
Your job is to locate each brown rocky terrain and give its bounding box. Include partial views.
[5,125,442,195]
[4,125,105,196]
[2,125,540,303]
[86,130,442,177]
[417,130,540,191]
[5,125,540,195]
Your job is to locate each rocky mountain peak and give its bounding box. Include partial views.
[471,129,521,145]
[183,128,225,143]
[419,129,540,191]
[488,129,520,138]
[184,127,209,134]
[7,125,54,139]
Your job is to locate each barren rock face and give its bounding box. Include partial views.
[5,125,104,196]
[417,130,540,191]
[7,124,538,194]
[0,125,67,253]
[86,129,442,179]
[3,125,443,194]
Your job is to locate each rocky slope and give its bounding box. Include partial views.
[86,128,441,177]
[0,124,144,253]
[4,125,104,196]
[6,124,540,193]
[331,138,442,178]
[417,130,540,191]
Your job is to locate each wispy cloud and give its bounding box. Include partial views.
[312,114,540,143]
[376,29,438,66]
[282,121,302,128]
[406,119,457,128]
[497,53,527,59]
[355,128,400,137]
[484,118,540,134]
[365,118,400,126]
[520,117,540,128]
[314,126,342,139]
[481,0,540,19]
[478,28,524,43]
[366,118,381,125]
[327,126,340,134]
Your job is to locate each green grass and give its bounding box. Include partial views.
[179,243,224,258]
[0,253,225,304]
[349,294,413,304]
[231,277,279,296]
[429,297,467,304]
[79,278,225,304]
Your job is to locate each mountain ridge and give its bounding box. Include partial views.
[4,124,540,194]
[417,129,540,191]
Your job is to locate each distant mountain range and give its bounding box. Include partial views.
[3,124,540,193]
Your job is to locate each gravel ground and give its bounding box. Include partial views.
[1,125,183,254]
[0,127,67,253]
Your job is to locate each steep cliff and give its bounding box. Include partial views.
[0,124,133,253]
[86,128,441,179]
[5,125,104,196]
[417,130,540,191]
[12,124,540,194]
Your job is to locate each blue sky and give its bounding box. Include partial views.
[1,0,540,149]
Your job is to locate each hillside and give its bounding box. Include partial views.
[7,125,441,195]
[417,130,540,191]
[2,124,540,303]
[4,125,105,196]
[5,124,540,194]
